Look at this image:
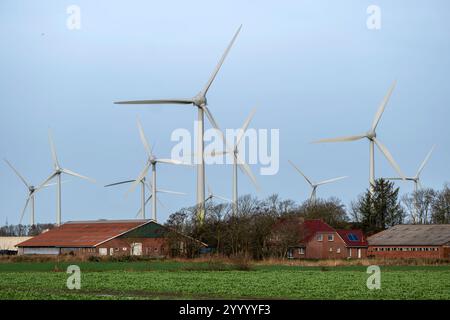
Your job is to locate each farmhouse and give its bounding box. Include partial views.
[16,219,206,257]
[0,237,33,255]
[367,224,450,259]
[287,219,368,259]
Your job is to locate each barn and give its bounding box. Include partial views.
[286,219,368,259]
[367,224,450,259]
[16,219,206,257]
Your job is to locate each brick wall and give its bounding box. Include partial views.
[97,237,168,257]
[289,232,367,259]
[367,245,445,259]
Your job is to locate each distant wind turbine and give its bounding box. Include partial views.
[288,160,347,203]
[114,25,246,222]
[209,108,259,215]
[36,130,95,226]
[313,81,405,191]
[385,145,436,193]
[3,159,56,225]
[128,119,189,222]
[205,185,231,203]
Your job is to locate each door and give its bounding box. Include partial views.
[109,248,114,256]
[358,248,361,259]
[99,248,108,256]
[131,243,142,256]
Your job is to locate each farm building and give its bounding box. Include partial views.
[367,224,450,259]
[0,237,33,255]
[278,219,368,259]
[16,219,206,257]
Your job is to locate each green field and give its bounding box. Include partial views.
[0,260,449,300]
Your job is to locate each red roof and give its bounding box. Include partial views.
[302,219,335,243]
[17,220,150,248]
[336,229,368,247]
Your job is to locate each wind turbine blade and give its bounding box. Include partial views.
[207,184,212,196]
[157,189,186,196]
[115,99,193,105]
[417,145,436,176]
[316,176,348,186]
[384,177,404,181]
[136,195,153,218]
[19,196,31,225]
[34,172,57,194]
[48,130,60,169]
[137,118,153,158]
[204,106,234,152]
[313,135,366,143]
[288,160,313,186]
[371,81,397,131]
[127,163,150,194]
[373,138,406,180]
[236,108,257,147]
[202,25,242,95]
[237,158,260,191]
[104,180,136,187]
[156,158,191,166]
[213,194,232,202]
[61,169,96,183]
[3,159,30,188]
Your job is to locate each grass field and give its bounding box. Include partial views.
[0,260,449,300]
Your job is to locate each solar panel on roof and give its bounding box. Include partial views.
[347,233,359,241]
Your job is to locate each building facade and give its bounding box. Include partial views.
[16,220,206,257]
[287,220,368,259]
[368,224,450,259]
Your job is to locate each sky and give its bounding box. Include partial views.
[0,0,449,225]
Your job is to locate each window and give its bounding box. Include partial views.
[337,248,341,254]
[122,247,127,251]
[347,234,359,241]
[298,248,305,255]
[329,247,333,252]
[316,234,323,241]
[328,234,334,242]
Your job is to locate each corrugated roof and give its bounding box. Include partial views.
[336,229,368,247]
[368,224,450,246]
[17,220,150,248]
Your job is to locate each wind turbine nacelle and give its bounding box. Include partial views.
[366,131,376,139]
[192,94,207,107]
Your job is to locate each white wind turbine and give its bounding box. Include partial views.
[4,159,52,225]
[128,119,189,222]
[205,185,231,203]
[105,178,186,219]
[114,25,248,222]
[288,160,347,203]
[36,130,95,226]
[386,145,436,193]
[209,108,259,215]
[313,81,405,191]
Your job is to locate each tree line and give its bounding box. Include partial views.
[2,179,449,258]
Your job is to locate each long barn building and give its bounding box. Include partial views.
[16,220,206,257]
[368,224,450,259]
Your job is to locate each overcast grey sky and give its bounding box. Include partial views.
[1,0,449,225]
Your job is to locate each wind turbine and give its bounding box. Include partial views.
[205,185,231,203]
[209,108,259,215]
[105,178,186,220]
[135,184,186,219]
[4,159,48,225]
[114,25,247,222]
[313,81,405,191]
[36,130,95,226]
[128,119,189,222]
[386,145,436,193]
[288,160,347,203]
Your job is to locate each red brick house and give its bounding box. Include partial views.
[368,224,450,259]
[16,219,206,257]
[287,220,368,259]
